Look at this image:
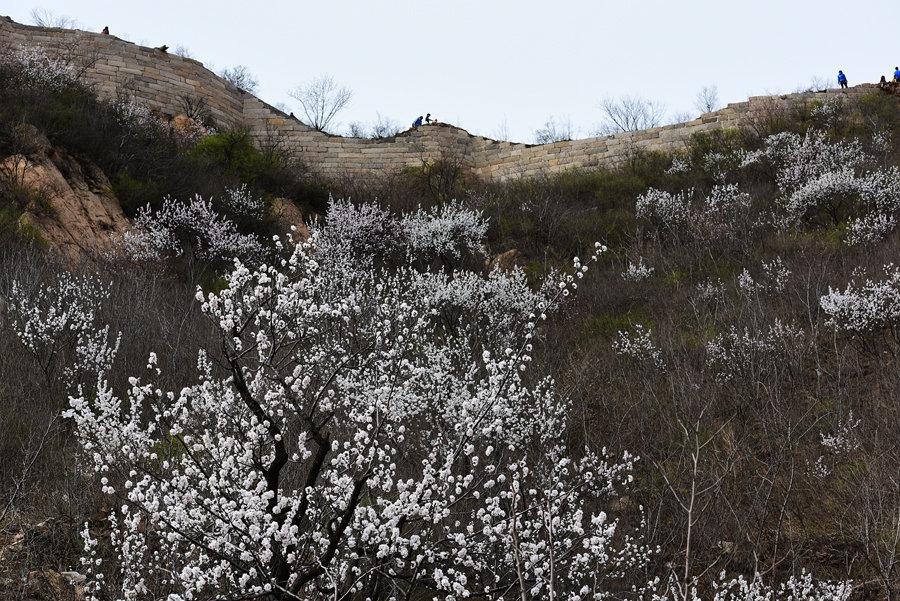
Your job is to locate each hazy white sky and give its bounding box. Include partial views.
[5,1,900,142]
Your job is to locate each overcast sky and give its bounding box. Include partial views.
[5,1,900,142]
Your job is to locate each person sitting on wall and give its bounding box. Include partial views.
[894,67,900,83]
[412,116,423,128]
[101,26,109,35]
[425,113,433,124]
[879,75,889,90]
[837,70,848,89]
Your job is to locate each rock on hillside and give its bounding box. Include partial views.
[2,129,128,260]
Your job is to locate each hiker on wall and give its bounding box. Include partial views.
[837,70,848,89]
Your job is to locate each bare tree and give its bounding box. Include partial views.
[173,45,194,59]
[346,113,401,139]
[220,65,259,94]
[669,111,695,125]
[288,75,353,133]
[798,75,831,93]
[695,85,721,114]
[29,8,77,28]
[177,95,214,126]
[347,121,367,137]
[596,95,665,135]
[533,115,574,144]
[493,117,511,141]
[371,112,401,138]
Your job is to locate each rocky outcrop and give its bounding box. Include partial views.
[0,517,87,600]
[2,148,129,261]
[271,197,312,241]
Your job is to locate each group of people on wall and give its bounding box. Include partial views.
[412,113,435,128]
[876,67,900,93]
[838,66,900,92]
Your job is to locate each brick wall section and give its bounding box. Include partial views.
[1,16,878,182]
[0,17,247,127]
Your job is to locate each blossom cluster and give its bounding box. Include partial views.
[400,199,487,259]
[220,183,265,219]
[737,257,791,295]
[121,193,266,263]
[612,324,666,370]
[635,187,692,229]
[656,570,852,601]
[742,129,900,242]
[622,257,655,282]
[820,264,900,338]
[8,273,117,385]
[3,46,76,90]
[635,184,750,239]
[820,412,861,454]
[705,320,806,384]
[318,197,489,263]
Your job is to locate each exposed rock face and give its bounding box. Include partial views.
[272,197,311,241]
[2,148,129,261]
[486,248,520,271]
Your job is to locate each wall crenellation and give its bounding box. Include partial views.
[0,16,878,182]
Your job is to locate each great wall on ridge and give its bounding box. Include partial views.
[0,15,879,182]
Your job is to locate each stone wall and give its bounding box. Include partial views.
[1,16,878,183]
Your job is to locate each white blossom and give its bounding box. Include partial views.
[622,257,655,282]
[4,46,76,89]
[820,264,900,337]
[612,324,665,370]
[705,320,806,384]
[121,194,266,263]
[400,200,488,260]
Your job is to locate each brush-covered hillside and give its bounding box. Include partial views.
[2,44,900,601]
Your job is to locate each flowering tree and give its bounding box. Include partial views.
[401,200,487,261]
[121,193,266,264]
[622,258,654,282]
[635,184,751,241]
[2,46,76,90]
[654,571,851,601]
[8,273,116,386]
[741,129,900,241]
[820,264,900,350]
[63,201,662,600]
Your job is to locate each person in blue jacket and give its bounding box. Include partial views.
[894,67,900,83]
[837,70,848,89]
[412,116,423,128]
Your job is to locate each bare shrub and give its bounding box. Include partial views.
[533,115,574,143]
[172,45,193,59]
[370,112,401,138]
[176,94,214,126]
[29,8,77,29]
